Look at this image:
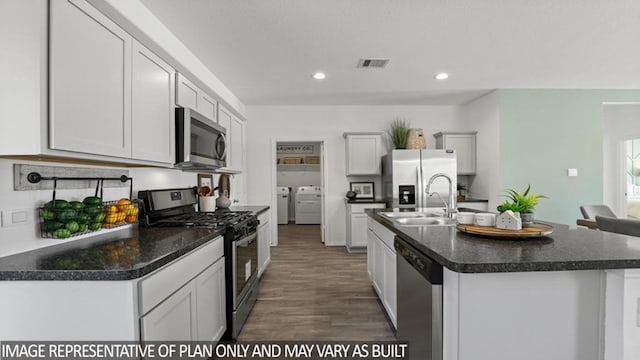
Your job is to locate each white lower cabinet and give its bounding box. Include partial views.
[381,242,397,327]
[367,217,397,329]
[141,280,196,341]
[142,258,226,341]
[350,213,369,247]
[139,238,226,342]
[195,258,226,342]
[258,210,272,278]
[346,202,386,252]
[371,232,384,296]
[0,236,226,341]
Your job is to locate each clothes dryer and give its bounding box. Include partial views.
[295,186,321,225]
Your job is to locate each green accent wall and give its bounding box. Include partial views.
[498,89,640,226]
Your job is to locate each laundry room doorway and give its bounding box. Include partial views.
[271,139,327,246]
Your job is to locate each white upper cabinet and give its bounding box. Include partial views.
[230,116,245,171]
[176,73,217,122]
[132,40,175,164]
[434,132,477,175]
[49,0,132,158]
[218,105,245,173]
[176,73,198,110]
[198,92,217,122]
[2,0,245,167]
[49,0,176,165]
[344,132,385,175]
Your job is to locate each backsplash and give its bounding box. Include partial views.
[0,159,202,258]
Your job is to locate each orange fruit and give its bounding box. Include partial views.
[125,215,137,223]
[117,198,132,211]
[104,214,118,224]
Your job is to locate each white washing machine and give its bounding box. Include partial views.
[295,186,322,225]
[277,186,289,225]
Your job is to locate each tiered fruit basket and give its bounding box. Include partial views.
[39,198,140,239]
[29,172,139,239]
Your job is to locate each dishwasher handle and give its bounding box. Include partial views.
[394,236,443,285]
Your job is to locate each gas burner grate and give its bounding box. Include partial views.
[155,211,253,228]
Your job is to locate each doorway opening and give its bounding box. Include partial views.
[603,103,640,217]
[270,139,327,246]
[625,139,640,219]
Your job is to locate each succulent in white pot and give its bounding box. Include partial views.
[496,184,547,227]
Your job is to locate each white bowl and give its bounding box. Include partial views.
[457,212,475,225]
[474,213,496,227]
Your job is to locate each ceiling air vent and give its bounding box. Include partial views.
[357,58,389,68]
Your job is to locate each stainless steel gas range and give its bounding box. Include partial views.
[138,187,259,340]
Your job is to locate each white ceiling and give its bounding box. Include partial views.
[140,0,640,105]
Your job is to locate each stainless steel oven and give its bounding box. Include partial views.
[175,107,226,171]
[230,227,259,338]
[137,187,260,340]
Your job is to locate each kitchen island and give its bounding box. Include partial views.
[368,209,640,360]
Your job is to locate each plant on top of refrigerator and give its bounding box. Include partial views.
[387,117,410,149]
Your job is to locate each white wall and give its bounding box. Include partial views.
[460,91,501,211]
[0,159,197,258]
[603,104,640,216]
[245,105,464,246]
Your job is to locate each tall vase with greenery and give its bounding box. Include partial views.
[387,117,410,149]
[496,184,547,226]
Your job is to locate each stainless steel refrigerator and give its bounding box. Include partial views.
[382,149,457,209]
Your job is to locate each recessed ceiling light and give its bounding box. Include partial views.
[312,72,326,80]
[434,72,449,80]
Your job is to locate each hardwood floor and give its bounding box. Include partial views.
[238,224,396,341]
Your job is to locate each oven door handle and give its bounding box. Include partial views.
[236,232,257,247]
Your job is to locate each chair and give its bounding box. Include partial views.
[595,216,640,237]
[580,205,616,219]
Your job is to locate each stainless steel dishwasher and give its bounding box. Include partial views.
[395,235,443,360]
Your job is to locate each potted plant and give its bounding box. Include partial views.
[496,184,547,226]
[387,117,410,149]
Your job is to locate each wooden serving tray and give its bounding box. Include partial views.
[456,223,553,238]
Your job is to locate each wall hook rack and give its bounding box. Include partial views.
[26,172,133,200]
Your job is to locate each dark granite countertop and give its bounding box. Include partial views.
[458,198,488,203]
[346,199,387,204]
[368,208,640,273]
[229,205,270,215]
[0,226,225,281]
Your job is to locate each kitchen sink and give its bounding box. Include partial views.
[379,210,456,227]
[393,217,456,227]
[380,211,445,219]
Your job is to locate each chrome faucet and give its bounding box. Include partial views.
[425,173,457,218]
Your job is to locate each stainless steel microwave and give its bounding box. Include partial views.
[175,107,226,171]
